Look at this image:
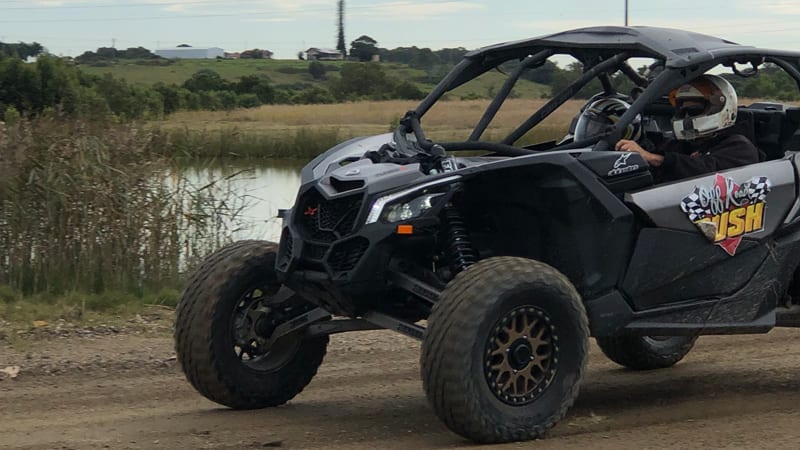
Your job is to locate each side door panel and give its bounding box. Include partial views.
[622,159,796,310]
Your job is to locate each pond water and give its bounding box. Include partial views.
[183,159,305,243]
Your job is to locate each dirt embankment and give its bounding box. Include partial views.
[2,319,800,449]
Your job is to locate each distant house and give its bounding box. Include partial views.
[224,52,241,59]
[306,47,344,61]
[154,47,224,59]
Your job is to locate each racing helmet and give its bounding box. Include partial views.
[670,74,738,140]
[574,97,642,142]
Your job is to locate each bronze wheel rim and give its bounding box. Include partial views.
[484,306,559,405]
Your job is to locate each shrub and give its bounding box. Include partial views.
[308,61,326,80]
[237,93,261,108]
[0,285,20,303]
[3,106,20,125]
[292,86,336,104]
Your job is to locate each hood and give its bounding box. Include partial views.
[301,134,394,184]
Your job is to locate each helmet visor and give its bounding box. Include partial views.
[574,109,614,140]
[675,98,709,119]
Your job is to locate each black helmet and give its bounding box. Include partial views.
[574,97,642,142]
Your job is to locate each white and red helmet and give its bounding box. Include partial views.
[670,74,738,140]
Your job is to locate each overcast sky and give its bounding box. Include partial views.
[1,0,799,58]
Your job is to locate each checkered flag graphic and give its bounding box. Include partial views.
[738,176,771,203]
[680,187,707,222]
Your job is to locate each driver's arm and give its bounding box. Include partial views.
[615,139,664,166]
[659,134,759,176]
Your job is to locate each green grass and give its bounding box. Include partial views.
[77,58,549,98]
[0,286,178,348]
[0,285,179,325]
[78,58,331,86]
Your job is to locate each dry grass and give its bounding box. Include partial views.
[154,97,782,159]
[162,98,583,144]
[165,97,779,131]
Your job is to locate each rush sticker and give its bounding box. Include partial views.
[680,174,771,256]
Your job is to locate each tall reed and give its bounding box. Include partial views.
[0,115,245,296]
[155,126,343,160]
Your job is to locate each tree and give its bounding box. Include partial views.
[183,69,229,92]
[329,63,394,100]
[18,42,44,60]
[96,47,118,59]
[336,0,346,57]
[308,61,326,80]
[350,35,378,62]
[0,41,44,59]
[522,60,558,84]
[240,49,266,59]
[408,47,436,69]
[119,46,158,59]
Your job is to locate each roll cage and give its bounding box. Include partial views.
[397,26,800,158]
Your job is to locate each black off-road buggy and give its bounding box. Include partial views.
[175,26,800,443]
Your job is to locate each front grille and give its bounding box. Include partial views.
[305,243,328,261]
[296,188,363,243]
[329,237,369,272]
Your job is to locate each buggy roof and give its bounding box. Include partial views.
[467,26,800,68]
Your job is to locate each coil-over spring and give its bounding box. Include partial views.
[443,204,477,274]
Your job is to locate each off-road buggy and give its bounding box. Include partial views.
[175,26,800,443]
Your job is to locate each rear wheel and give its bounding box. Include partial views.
[596,335,697,370]
[421,257,588,443]
[174,240,328,409]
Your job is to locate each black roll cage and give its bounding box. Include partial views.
[397,43,800,157]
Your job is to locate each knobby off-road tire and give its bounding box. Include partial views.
[596,335,697,370]
[421,257,589,444]
[174,240,328,409]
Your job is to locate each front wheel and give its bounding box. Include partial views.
[596,335,697,370]
[174,240,328,409]
[421,257,589,444]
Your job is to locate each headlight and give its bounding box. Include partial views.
[365,175,460,224]
[383,193,444,223]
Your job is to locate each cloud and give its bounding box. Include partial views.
[241,17,295,23]
[352,1,483,20]
[737,0,800,15]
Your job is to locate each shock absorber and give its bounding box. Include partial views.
[443,204,477,275]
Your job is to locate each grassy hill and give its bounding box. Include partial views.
[76,58,549,99]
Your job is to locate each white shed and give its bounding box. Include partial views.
[155,47,225,59]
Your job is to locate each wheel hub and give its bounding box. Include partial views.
[509,339,533,370]
[231,285,303,372]
[484,306,559,405]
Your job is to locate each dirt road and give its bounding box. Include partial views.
[2,322,800,449]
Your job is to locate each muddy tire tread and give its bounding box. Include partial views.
[596,335,697,371]
[421,257,588,443]
[174,240,327,409]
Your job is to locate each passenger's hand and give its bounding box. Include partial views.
[615,139,664,167]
